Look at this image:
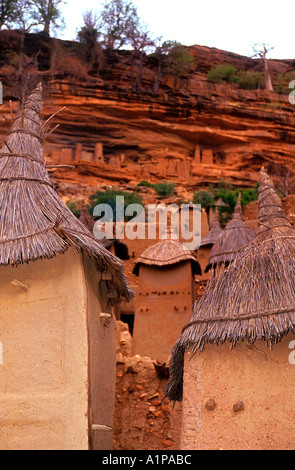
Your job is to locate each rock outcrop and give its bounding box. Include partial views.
[0,38,295,199]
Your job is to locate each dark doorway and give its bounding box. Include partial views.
[120,313,135,336]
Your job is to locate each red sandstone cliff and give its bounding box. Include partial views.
[0,34,295,200]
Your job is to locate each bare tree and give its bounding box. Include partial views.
[252,43,274,91]
[8,1,42,100]
[129,25,154,92]
[77,9,102,67]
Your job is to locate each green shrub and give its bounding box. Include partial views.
[137,180,155,188]
[193,190,214,210]
[238,71,265,90]
[67,200,82,218]
[207,64,239,84]
[154,181,176,197]
[88,189,144,221]
[163,46,197,77]
[276,71,295,95]
[207,65,267,90]
[214,181,259,225]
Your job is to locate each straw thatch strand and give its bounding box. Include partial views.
[0,84,133,303]
[165,168,295,401]
[205,193,256,272]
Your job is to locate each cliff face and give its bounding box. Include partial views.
[0,40,295,200]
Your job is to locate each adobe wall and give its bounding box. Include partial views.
[178,209,209,248]
[83,255,117,450]
[133,263,195,363]
[114,321,182,450]
[196,246,211,281]
[181,334,295,450]
[0,248,89,450]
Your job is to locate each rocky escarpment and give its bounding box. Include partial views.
[0,37,295,200]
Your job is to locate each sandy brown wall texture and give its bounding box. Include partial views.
[181,335,295,450]
[83,254,117,450]
[114,321,182,450]
[0,248,89,450]
[133,263,195,363]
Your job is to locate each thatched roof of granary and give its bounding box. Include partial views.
[215,197,227,207]
[0,84,133,303]
[165,168,295,402]
[133,230,202,276]
[199,210,222,248]
[205,193,256,272]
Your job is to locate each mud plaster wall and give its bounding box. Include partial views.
[133,262,195,363]
[181,334,295,450]
[83,254,117,450]
[0,248,89,450]
[114,321,182,450]
[196,246,211,281]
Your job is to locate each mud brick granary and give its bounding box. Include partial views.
[165,169,295,450]
[132,230,201,362]
[0,84,133,450]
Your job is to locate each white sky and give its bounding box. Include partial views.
[59,0,294,60]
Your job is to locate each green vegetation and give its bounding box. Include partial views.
[193,180,259,226]
[66,200,82,218]
[207,64,239,84]
[137,180,177,197]
[193,190,214,211]
[137,180,154,188]
[0,1,19,30]
[88,189,144,221]
[276,71,295,95]
[214,180,259,224]
[1,0,66,34]
[153,181,176,197]
[98,0,139,51]
[238,71,265,90]
[207,64,267,90]
[163,46,196,77]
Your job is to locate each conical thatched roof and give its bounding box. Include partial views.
[133,228,202,276]
[0,84,133,303]
[205,193,256,272]
[200,210,222,248]
[165,168,295,402]
[215,197,227,207]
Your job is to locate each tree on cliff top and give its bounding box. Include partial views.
[30,0,66,35]
[129,24,154,92]
[252,43,274,91]
[78,9,100,45]
[153,40,196,92]
[0,0,19,29]
[99,0,139,50]
[77,9,102,67]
